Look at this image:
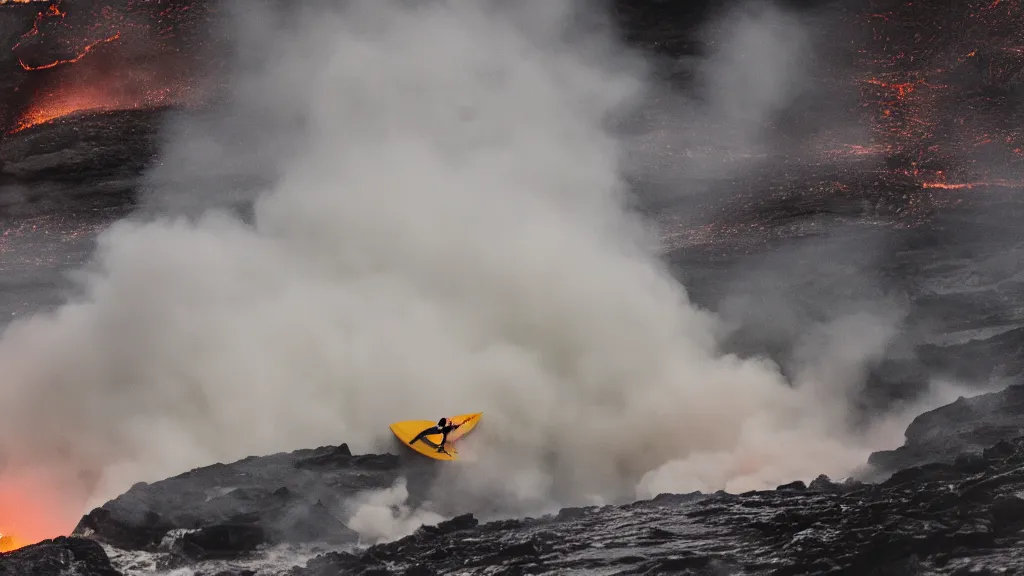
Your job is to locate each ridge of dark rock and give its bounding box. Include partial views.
[0,536,120,576]
[71,444,415,561]
[289,434,1024,575]
[867,382,1024,475]
[22,375,1022,576]
[51,381,1024,575]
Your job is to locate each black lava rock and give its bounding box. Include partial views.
[172,523,265,561]
[71,444,409,554]
[0,537,120,576]
[867,383,1024,475]
[282,434,1024,575]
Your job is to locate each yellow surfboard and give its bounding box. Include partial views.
[389,412,482,461]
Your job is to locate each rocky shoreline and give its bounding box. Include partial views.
[1,380,1022,575]
[294,430,1024,576]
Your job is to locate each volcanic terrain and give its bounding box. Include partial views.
[3,0,1024,575]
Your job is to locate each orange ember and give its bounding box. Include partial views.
[834,0,1024,196]
[922,179,1024,189]
[864,78,918,100]
[0,533,21,554]
[9,81,185,133]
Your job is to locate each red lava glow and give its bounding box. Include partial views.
[10,80,192,133]
[0,473,81,554]
[816,0,1024,193]
[17,32,120,72]
[7,0,211,134]
[0,534,19,554]
[922,179,1024,189]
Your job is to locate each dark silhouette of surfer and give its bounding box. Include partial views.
[409,417,462,453]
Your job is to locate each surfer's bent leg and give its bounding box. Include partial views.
[410,426,442,445]
[436,432,450,452]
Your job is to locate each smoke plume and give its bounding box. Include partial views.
[346,478,445,545]
[0,0,962,531]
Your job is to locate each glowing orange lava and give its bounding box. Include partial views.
[863,77,919,100]
[922,179,1024,189]
[0,533,21,554]
[6,0,211,134]
[18,32,120,71]
[8,82,183,133]
[0,472,81,554]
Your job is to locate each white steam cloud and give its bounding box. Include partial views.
[346,478,445,545]
[0,0,953,528]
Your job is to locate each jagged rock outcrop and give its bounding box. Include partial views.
[867,382,1024,475]
[71,444,421,564]
[0,536,120,576]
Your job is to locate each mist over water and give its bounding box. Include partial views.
[0,0,967,534]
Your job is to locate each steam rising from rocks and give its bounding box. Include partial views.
[0,0,957,530]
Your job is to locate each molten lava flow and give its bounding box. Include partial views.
[7,0,212,134]
[828,0,1024,194]
[11,2,69,58]
[18,32,120,72]
[922,179,1024,189]
[9,82,186,134]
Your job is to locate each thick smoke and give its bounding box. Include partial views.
[346,478,445,545]
[0,0,963,530]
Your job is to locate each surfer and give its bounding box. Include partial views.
[409,417,462,453]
